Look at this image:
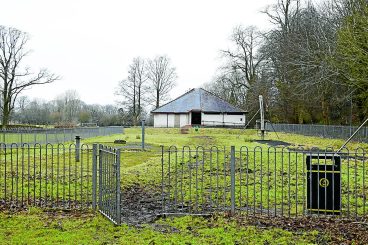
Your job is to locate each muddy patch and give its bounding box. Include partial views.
[253,140,291,147]
[190,136,216,145]
[121,185,167,226]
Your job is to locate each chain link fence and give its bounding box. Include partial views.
[266,123,368,142]
[0,126,124,145]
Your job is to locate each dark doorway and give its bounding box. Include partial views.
[191,111,202,125]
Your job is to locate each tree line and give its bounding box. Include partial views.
[2,87,124,128]
[205,0,368,125]
[12,90,121,127]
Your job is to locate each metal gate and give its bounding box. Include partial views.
[92,144,121,225]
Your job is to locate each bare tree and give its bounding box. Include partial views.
[0,26,59,128]
[222,25,264,89]
[147,55,177,108]
[116,57,147,125]
[55,90,82,124]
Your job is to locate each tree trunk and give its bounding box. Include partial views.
[132,82,136,126]
[137,85,141,123]
[156,90,160,109]
[321,98,330,125]
[2,105,10,129]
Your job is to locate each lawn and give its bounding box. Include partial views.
[0,127,367,244]
[0,208,322,245]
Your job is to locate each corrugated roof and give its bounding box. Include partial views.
[151,88,246,113]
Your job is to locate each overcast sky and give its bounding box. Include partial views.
[1,0,273,106]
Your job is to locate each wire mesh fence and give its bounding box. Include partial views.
[0,126,124,145]
[161,146,367,219]
[0,143,93,209]
[266,123,368,142]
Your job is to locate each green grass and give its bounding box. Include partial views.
[0,209,320,244]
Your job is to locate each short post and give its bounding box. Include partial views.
[141,120,145,150]
[92,143,98,210]
[230,146,236,215]
[259,95,265,140]
[75,136,81,162]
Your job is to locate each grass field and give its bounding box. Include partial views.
[0,127,367,244]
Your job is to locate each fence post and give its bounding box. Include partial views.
[230,145,236,215]
[75,136,81,162]
[116,149,121,225]
[98,144,103,209]
[141,120,145,150]
[92,144,98,210]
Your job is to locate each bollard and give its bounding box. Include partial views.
[75,136,81,162]
[141,120,145,150]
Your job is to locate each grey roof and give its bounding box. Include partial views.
[151,88,246,113]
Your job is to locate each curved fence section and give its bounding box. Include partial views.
[0,143,93,209]
[161,146,367,219]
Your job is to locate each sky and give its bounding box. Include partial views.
[0,0,273,106]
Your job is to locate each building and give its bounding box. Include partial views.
[151,88,247,128]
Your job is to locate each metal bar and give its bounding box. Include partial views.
[161,146,165,213]
[98,145,103,209]
[337,118,368,153]
[92,144,98,210]
[141,120,145,150]
[230,146,236,215]
[116,149,121,225]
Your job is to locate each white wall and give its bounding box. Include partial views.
[180,114,189,127]
[167,114,175,127]
[202,113,245,126]
[154,112,246,127]
[202,113,223,126]
[154,113,189,128]
[223,114,245,126]
[153,114,167,128]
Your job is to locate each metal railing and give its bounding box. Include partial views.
[0,126,124,145]
[266,123,368,142]
[0,143,93,209]
[161,145,367,219]
[97,145,121,225]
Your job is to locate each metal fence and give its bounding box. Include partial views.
[2,141,367,223]
[266,123,368,142]
[0,126,124,145]
[161,146,367,219]
[97,145,121,225]
[0,143,93,209]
